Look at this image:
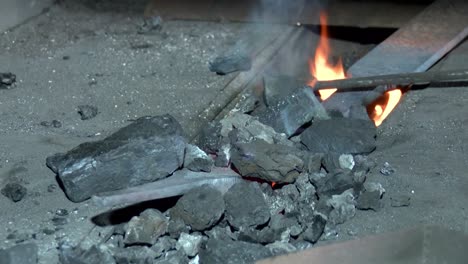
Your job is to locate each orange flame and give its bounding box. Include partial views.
[308,13,346,100]
[369,89,403,126]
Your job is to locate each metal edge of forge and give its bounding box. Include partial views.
[256,225,468,264]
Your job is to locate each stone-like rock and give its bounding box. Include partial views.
[209,53,252,75]
[390,194,411,207]
[167,218,190,239]
[154,250,189,264]
[176,233,204,257]
[301,117,376,155]
[199,238,273,264]
[0,243,37,264]
[198,121,223,154]
[300,213,327,243]
[59,244,115,264]
[170,186,225,231]
[46,114,186,202]
[253,87,329,137]
[124,209,168,246]
[1,183,27,202]
[305,153,324,173]
[77,105,98,120]
[338,154,355,170]
[357,189,383,211]
[230,139,305,183]
[113,246,157,264]
[205,226,238,241]
[224,181,270,230]
[184,144,213,172]
[327,190,356,226]
[294,173,316,204]
[269,214,303,238]
[265,241,297,256]
[262,75,305,106]
[151,236,177,257]
[238,227,283,244]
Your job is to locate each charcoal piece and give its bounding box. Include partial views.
[305,153,323,173]
[205,226,238,241]
[124,209,168,246]
[224,181,270,230]
[183,144,213,172]
[301,117,376,154]
[253,87,329,137]
[390,194,411,207]
[265,241,297,255]
[269,214,303,237]
[209,54,252,75]
[238,227,282,244]
[176,233,204,257]
[199,238,273,264]
[0,243,37,264]
[263,75,305,106]
[1,182,27,202]
[167,218,190,239]
[230,139,304,183]
[295,173,316,204]
[46,114,186,202]
[77,105,98,120]
[326,190,356,226]
[316,170,355,197]
[113,246,157,264]
[170,186,225,231]
[356,190,383,211]
[198,121,223,154]
[154,250,188,264]
[59,244,115,264]
[151,236,177,257]
[0,72,16,89]
[300,213,327,243]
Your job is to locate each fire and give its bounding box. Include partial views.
[368,89,403,126]
[308,13,346,100]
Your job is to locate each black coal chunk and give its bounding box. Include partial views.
[300,213,327,243]
[198,121,223,154]
[230,139,304,183]
[113,246,157,264]
[170,186,225,231]
[356,190,383,211]
[199,238,273,264]
[0,243,37,264]
[224,181,270,230]
[252,87,329,137]
[301,117,376,154]
[209,54,252,75]
[238,227,283,244]
[315,170,355,197]
[0,72,16,89]
[1,183,27,202]
[46,114,186,202]
[77,105,98,120]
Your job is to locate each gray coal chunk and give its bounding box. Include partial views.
[1,183,27,202]
[151,236,177,257]
[199,238,273,264]
[154,250,189,264]
[238,227,282,244]
[0,243,37,264]
[59,244,115,264]
[316,170,355,197]
[205,226,238,241]
[167,218,190,239]
[327,190,356,226]
[230,139,305,183]
[263,75,305,106]
[301,117,376,154]
[170,186,225,231]
[113,246,157,264]
[224,181,270,230]
[209,54,252,75]
[46,114,186,202]
[269,214,303,237]
[390,194,411,207]
[176,233,204,257]
[266,241,298,256]
[300,213,327,243]
[77,105,98,120]
[184,144,214,172]
[124,209,168,246]
[356,190,383,211]
[252,86,329,137]
[198,121,223,154]
[305,153,323,173]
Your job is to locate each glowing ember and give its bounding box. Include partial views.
[369,89,403,126]
[308,12,346,100]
